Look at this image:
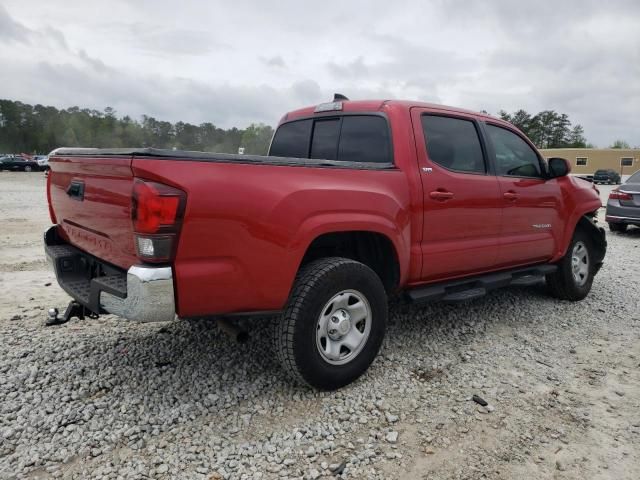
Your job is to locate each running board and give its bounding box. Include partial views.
[406,265,557,304]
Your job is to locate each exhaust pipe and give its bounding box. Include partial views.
[217,318,249,344]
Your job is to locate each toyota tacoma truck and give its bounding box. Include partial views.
[44,97,606,389]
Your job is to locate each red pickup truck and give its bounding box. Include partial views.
[45,97,606,389]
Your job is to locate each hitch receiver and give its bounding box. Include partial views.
[45,301,99,326]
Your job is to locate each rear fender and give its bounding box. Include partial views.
[291,213,410,286]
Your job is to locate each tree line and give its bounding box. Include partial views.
[0,100,274,155]
[1,99,633,155]
[497,109,589,148]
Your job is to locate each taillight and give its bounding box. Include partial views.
[609,189,632,201]
[132,179,186,263]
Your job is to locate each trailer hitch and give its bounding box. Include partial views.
[45,301,99,326]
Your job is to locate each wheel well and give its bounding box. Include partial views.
[301,231,400,293]
[576,213,606,264]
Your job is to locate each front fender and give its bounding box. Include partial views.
[552,176,604,262]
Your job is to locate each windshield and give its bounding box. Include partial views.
[627,170,640,183]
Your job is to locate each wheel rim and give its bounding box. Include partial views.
[25,166,32,172]
[571,241,589,286]
[316,289,372,365]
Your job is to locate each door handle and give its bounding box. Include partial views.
[503,191,518,201]
[430,190,454,201]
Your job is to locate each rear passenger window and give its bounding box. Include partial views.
[486,124,542,178]
[310,119,340,160]
[269,119,312,158]
[421,115,485,174]
[338,116,390,164]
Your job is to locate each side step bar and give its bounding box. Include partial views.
[406,264,557,304]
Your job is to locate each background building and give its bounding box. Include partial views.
[540,148,640,176]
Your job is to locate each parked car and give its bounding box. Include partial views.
[593,169,621,184]
[575,174,594,183]
[35,155,50,170]
[606,170,640,232]
[0,156,40,172]
[44,97,606,389]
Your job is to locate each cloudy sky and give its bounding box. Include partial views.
[1,0,638,146]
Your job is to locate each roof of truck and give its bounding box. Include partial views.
[282,99,503,124]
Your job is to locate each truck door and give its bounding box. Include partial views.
[411,108,502,281]
[482,123,561,267]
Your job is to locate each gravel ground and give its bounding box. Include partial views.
[0,172,639,480]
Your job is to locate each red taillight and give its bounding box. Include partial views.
[609,189,632,201]
[132,179,186,262]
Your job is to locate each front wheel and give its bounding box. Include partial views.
[546,229,595,301]
[24,165,33,172]
[273,257,387,390]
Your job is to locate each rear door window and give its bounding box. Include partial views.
[269,119,312,158]
[421,115,486,174]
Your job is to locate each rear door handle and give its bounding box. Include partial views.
[503,191,518,201]
[429,190,454,201]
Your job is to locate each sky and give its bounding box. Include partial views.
[1,0,639,147]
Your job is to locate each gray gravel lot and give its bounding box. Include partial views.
[0,172,639,479]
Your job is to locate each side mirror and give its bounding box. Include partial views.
[548,157,571,178]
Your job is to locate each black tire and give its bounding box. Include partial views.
[608,222,627,233]
[273,257,387,390]
[546,229,595,301]
[24,165,33,172]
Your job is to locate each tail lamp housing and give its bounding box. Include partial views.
[132,179,186,263]
[609,189,632,201]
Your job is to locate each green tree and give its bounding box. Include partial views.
[610,139,630,149]
[0,99,281,155]
[567,125,587,148]
[239,123,274,155]
[498,108,589,149]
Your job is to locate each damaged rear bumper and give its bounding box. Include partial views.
[44,225,176,322]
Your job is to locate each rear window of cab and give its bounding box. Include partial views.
[269,115,392,164]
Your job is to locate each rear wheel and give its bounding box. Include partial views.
[273,257,387,390]
[608,222,627,233]
[24,165,33,172]
[546,229,595,301]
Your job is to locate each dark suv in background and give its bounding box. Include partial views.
[606,170,640,232]
[593,169,621,184]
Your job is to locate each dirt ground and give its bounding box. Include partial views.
[0,171,639,480]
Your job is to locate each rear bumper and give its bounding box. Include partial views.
[44,226,176,322]
[606,215,640,225]
[606,202,640,224]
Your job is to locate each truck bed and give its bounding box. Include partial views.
[48,147,410,318]
[51,147,395,170]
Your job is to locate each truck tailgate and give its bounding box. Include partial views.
[48,154,137,269]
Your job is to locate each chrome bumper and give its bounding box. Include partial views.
[100,266,176,322]
[44,226,176,323]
